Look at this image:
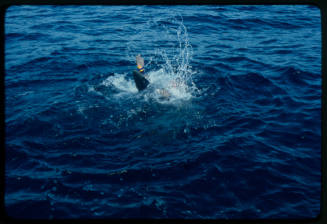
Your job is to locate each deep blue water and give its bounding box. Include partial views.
[5,5,321,219]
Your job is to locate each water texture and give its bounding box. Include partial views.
[5,5,321,219]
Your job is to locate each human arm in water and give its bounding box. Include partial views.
[135,54,171,98]
[136,54,150,79]
[133,55,149,91]
[136,54,145,73]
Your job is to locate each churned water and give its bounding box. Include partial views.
[5,5,321,219]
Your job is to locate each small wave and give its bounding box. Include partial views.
[9,56,53,72]
[184,14,224,27]
[270,20,302,29]
[276,66,316,87]
[82,18,108,24]
[6,32,21,39]
[31,22,55,30]
[226,17,302,31]
[24,32,50,41]
[222,56,269,67]
[227,18,269,28]
[6,78,77,88]
[55,23,81,31]
[272,49,293,55]
[231,72,273,87]
[221,72,277,97]
[259,39,278,45]
[7,116,54,138]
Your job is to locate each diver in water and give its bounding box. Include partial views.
[134,54,171,97]
[132,54,149,91]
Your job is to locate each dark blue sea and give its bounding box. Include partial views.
[5,5,321,219]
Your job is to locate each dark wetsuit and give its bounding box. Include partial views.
[133,66,149,91]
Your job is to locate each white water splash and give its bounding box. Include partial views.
[106,15,198,104]
[101,73,138,95]
[146,69,193,102]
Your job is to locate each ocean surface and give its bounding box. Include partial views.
[4,5,321,219]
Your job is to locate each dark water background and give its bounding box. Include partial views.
[5,5,321,219]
